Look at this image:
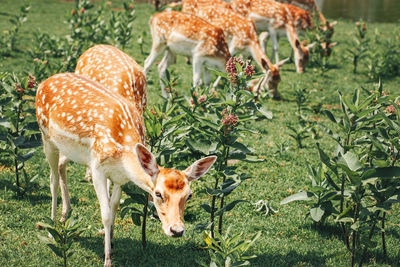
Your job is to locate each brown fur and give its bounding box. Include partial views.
[150,11,230,61]
[76,45,147,116]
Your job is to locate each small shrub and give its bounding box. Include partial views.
[0,73,41,195]
[346,20,369,74]
[0,0,30,56]
[201,229,261,267]
[37,212,86,267]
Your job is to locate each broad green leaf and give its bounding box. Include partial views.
[362,167,400,179]
[215,200,248,215]
[256,104,273,119]
[280,191,313,205]
[200,203,212,213]
[310,206,325,222]
[131,212,141,226]
[340,151,362,171]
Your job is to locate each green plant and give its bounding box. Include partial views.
[0,73,41,195]
[37,212,86,267]
[368,39,400,81]
[305,14,336,71]
[287,124,310,149]
[121,92,187,247]
[0,0,30,56]
[181,58,270,237]
[281,162,339,223]
[282,83,400,266]
[346,20,369,74]
[202,229,261,267]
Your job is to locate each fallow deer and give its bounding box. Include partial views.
[76,44,147,116]
[180,0,232,14]
[275,0,337,34]
[75,45,148,181]
[231,0,315,73]
[36,73,216,267]
[183,5,287,98]
[143,11,231,96]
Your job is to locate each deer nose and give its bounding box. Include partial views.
[170,225,185,237]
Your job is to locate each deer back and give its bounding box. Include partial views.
[36,73,145,163]
[75,45,147,115]
[150,11,230,60]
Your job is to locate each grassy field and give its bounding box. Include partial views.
[1,1,400,266]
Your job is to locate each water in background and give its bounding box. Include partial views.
[316,0,400,23]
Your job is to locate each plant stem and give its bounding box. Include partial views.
[359,211,380,267]
[351,201,360,267]
[142,195,148,248]
[340,173,350,250]
[217,146,229,235]
[14,101,23,195]
[381,212,386,260]
[210,176,219,239]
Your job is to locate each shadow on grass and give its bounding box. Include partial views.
[300,222,344,240]
[253,250,331,267]
[78,236,207,266]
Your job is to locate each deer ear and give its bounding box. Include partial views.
[295,39,301,49]
[306,42,317,50]
[184,156,217,182]
[277,57,290,68]
[261,58,269,70]
[135,143,159,182]
[328,42,337,48]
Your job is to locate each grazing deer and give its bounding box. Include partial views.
[183,5,287,98]
[181,0,232,14]
[36,73,216,267]
[231,0,315,73]
[275,0,336,34]
[143,11,231,96]
[76,44,147,115]
[75,44,147,181]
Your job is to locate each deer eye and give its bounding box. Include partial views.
[187,193,193,201]
[155,191,163,200]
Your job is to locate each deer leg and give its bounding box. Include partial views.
[92,167,113,267]
[143,38,166,77]
[110,184,122,244]
[43,140,60,222]
[158,50,175,97]
[58,154,71,223]
[269,28,280,64]
[84,168,92,182]
[259,31,270,53]
[192,56,204,87]
[203,67,211,86]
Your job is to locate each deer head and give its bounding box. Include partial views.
[135,144,216,237]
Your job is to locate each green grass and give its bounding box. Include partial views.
[1,1,400,266]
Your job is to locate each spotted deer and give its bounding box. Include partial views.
[76,44,147,115]
[183,5,287,98]
[36,73,216,267]
[143,11,231,96]
[181,0,232,14]
[75,44,147,181]
[275,0,336,34]
[231,0,315,73]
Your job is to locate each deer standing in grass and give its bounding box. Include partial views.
[231,0,315,73]
[182,4,287,98]
[180,0,232,13]
[75,44,147,181]
[143,11,231,96]
[275,0,336,34]
[36,73,216,267]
